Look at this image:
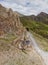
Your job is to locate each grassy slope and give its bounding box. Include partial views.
[20,17,48,51]
[20,17,48,38]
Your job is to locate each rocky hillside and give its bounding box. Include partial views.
[0,4,24,36]
[0,4,33,50]
[0,4,45,65]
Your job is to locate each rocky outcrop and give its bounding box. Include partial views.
[0,4,23,36]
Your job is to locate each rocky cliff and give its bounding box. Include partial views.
[0,4,24,36]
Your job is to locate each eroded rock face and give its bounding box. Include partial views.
[0,4,23,36]
[0,4,31,50]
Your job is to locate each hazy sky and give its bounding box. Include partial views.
[0,0,48,15]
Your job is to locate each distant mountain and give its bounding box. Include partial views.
[21,12,48,24]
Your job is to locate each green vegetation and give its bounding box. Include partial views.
[20,17,48,39]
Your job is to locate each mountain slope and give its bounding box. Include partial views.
[0,4,45,65]
[20,12,48,51]
[0,4,24,36]
[20,13,48,39]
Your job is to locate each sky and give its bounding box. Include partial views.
[0,0,48,15]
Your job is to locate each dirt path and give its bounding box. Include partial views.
[27,32,48,65]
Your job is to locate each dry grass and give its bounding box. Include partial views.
[0,46,43,65]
